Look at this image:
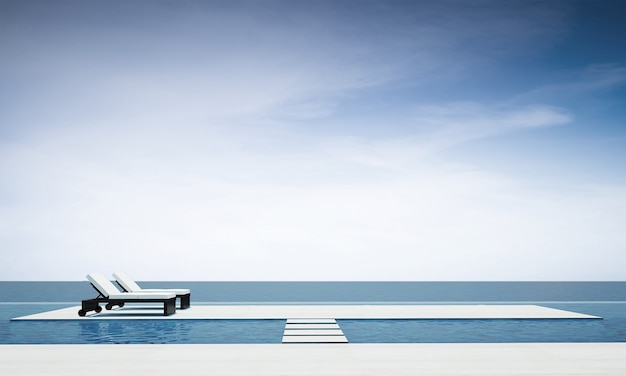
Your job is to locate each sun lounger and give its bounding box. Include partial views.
[79,273,177,317]
[112,272,191,309]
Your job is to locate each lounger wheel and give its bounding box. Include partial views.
[95,305,102,313]
[118,302,124,308]
[78,309,86,317]
[105,303,113,310]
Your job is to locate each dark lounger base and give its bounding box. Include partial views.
[78,297,177,316]
[179,293,190,309]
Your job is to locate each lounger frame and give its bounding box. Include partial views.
[115,282,191,309]
[78,281,176,317]
[112,272,191,309]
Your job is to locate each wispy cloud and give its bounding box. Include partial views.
[0,1,573,131]
[412,102,571,139]
[321,103,571,172]
[508,64,626,106]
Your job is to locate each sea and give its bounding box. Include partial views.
[1,281,625,344]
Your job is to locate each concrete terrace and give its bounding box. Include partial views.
[1,343,625,375]
[12,304,601,320]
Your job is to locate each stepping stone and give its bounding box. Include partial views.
[287,318,336,324]
[282,318,348,344]
[285,323,340,330]
[283,329,344,336]
[282,335,348,343]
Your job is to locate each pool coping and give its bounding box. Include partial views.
[1,343,625,375]
[11,304,601,320]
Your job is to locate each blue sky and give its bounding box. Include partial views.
[1,0,625,281]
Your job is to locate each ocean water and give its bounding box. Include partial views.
[2,281,626,303]
[1,281,625,344]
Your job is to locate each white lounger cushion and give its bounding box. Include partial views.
[112,272,142,291]
[108,292,176,300]
[87,273,175,300]
[113,272,190,295]
[133,288,191,295]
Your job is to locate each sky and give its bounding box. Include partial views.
[1,0,625,281]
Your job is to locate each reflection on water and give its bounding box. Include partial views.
[339,318,616,343]
[339,303,626,343]
[4,316,285,344]
[79,320,194,343]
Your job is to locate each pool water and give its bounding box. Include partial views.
[340,318,611,343]
[7,318,286,344]
[1,302,625,344]
[342,303,626,343]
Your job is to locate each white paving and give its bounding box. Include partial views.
[1,343,625,375]
[285,323,341,329]
[287,318,337,324]
[283,329,345,335]
[282,335,349,343]
[12,304,601,320]
[282,317,349,343]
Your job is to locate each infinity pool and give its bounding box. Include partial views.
[1,303,625,344]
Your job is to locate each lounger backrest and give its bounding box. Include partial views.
[87,273,122,298]
[112,272,142,292]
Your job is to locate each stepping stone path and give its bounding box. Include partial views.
[282,318,348,343]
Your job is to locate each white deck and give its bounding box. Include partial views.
[282,335,349,343]
[283,329,344,335]
[282,318,349,343]
[287,318,337,324]
[285,323,341,329]
[11,304,601,320]
[1,343,625,375]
